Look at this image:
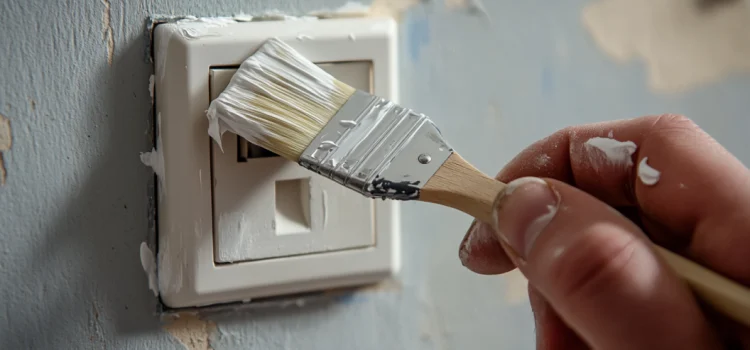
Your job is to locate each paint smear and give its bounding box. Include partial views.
[535,154,552,169]
[141,114,166,193]
[584,137,637,169]
[0,114,11,185]
[322,190,329,229]
[582,0,750,93]
[638,157,661,185]
[164,313,217,350]
[139,242,159,297]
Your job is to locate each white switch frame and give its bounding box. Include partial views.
[153,17,400,308]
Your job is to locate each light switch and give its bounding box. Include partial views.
[153,17,399,308]
[210,62,376,263]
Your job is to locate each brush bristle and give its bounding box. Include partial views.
[206,38,356,161]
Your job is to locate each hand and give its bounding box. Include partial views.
[459,115,750,349]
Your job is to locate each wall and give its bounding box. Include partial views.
[1,0,748,349]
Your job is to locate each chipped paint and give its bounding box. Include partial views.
[101,0,114,66]
[582,0,750,93]
[0,114,11,185]
[164,313,217,350]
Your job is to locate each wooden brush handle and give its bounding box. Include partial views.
[420,153,506,223]
[655,246,750,327]
[421,152,750,327]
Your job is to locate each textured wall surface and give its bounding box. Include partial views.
[1,0,748,349]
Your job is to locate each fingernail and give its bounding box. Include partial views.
[459,219,497,265]
[493,177,560,260]
[459,220,479,265]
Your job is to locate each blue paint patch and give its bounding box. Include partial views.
[541,66,554,97]
[406,11,430,62]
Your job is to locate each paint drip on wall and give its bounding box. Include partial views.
[0,114,11,185]
[582,0,750,93]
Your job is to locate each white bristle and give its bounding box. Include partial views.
[206,38,356,161]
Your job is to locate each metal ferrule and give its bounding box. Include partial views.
[299,90,453,200]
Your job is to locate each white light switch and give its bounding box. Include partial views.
[153,17,399,308]
[210,62,376,263]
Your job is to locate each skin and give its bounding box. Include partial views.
[458,115,750,349]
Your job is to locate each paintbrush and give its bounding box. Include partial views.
[206,38,750,326]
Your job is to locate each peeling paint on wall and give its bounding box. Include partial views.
[0,114,11,185]
[164,313,217,350]
[101,0,114,66]
[582,0,750,93]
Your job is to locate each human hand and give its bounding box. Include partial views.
[459,115,750,349]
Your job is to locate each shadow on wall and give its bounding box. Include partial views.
[1,35,159,349]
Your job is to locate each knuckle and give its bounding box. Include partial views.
[545,229,644,303]
[648,114,699,133]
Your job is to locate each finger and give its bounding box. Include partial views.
[528,285,589,350]
[459,220,514,274]
[492,177,721,349]
[496,115,750,284]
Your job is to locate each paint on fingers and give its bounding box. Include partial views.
[638,157,661,185]
[583,136,638,170]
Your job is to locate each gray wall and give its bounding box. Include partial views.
[1,0,748,349]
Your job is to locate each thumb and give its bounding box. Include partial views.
[492,177,719,350]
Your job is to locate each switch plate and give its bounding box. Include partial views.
[210,62,376,263]
[153,17,400,308]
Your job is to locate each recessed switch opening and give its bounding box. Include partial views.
[275,178,312,235]
[237,136,278,162]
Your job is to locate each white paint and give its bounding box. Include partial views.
[523,205,557,255]
[321,190,329,229]
[582,0,750,93]
[217,211,253,263]
[339,119,358,127]
[177,17,235,39]
[637,157,661,186]
[607,130,613,138]
[232,13,254,22]
[584,137,637,168]
[297,34,314,41]
[140,115,166,193]
[157,227,183,296]
[318,140,338,150]
[139,242,159,297]
[309,1,371,17]
[535,154,551,169]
